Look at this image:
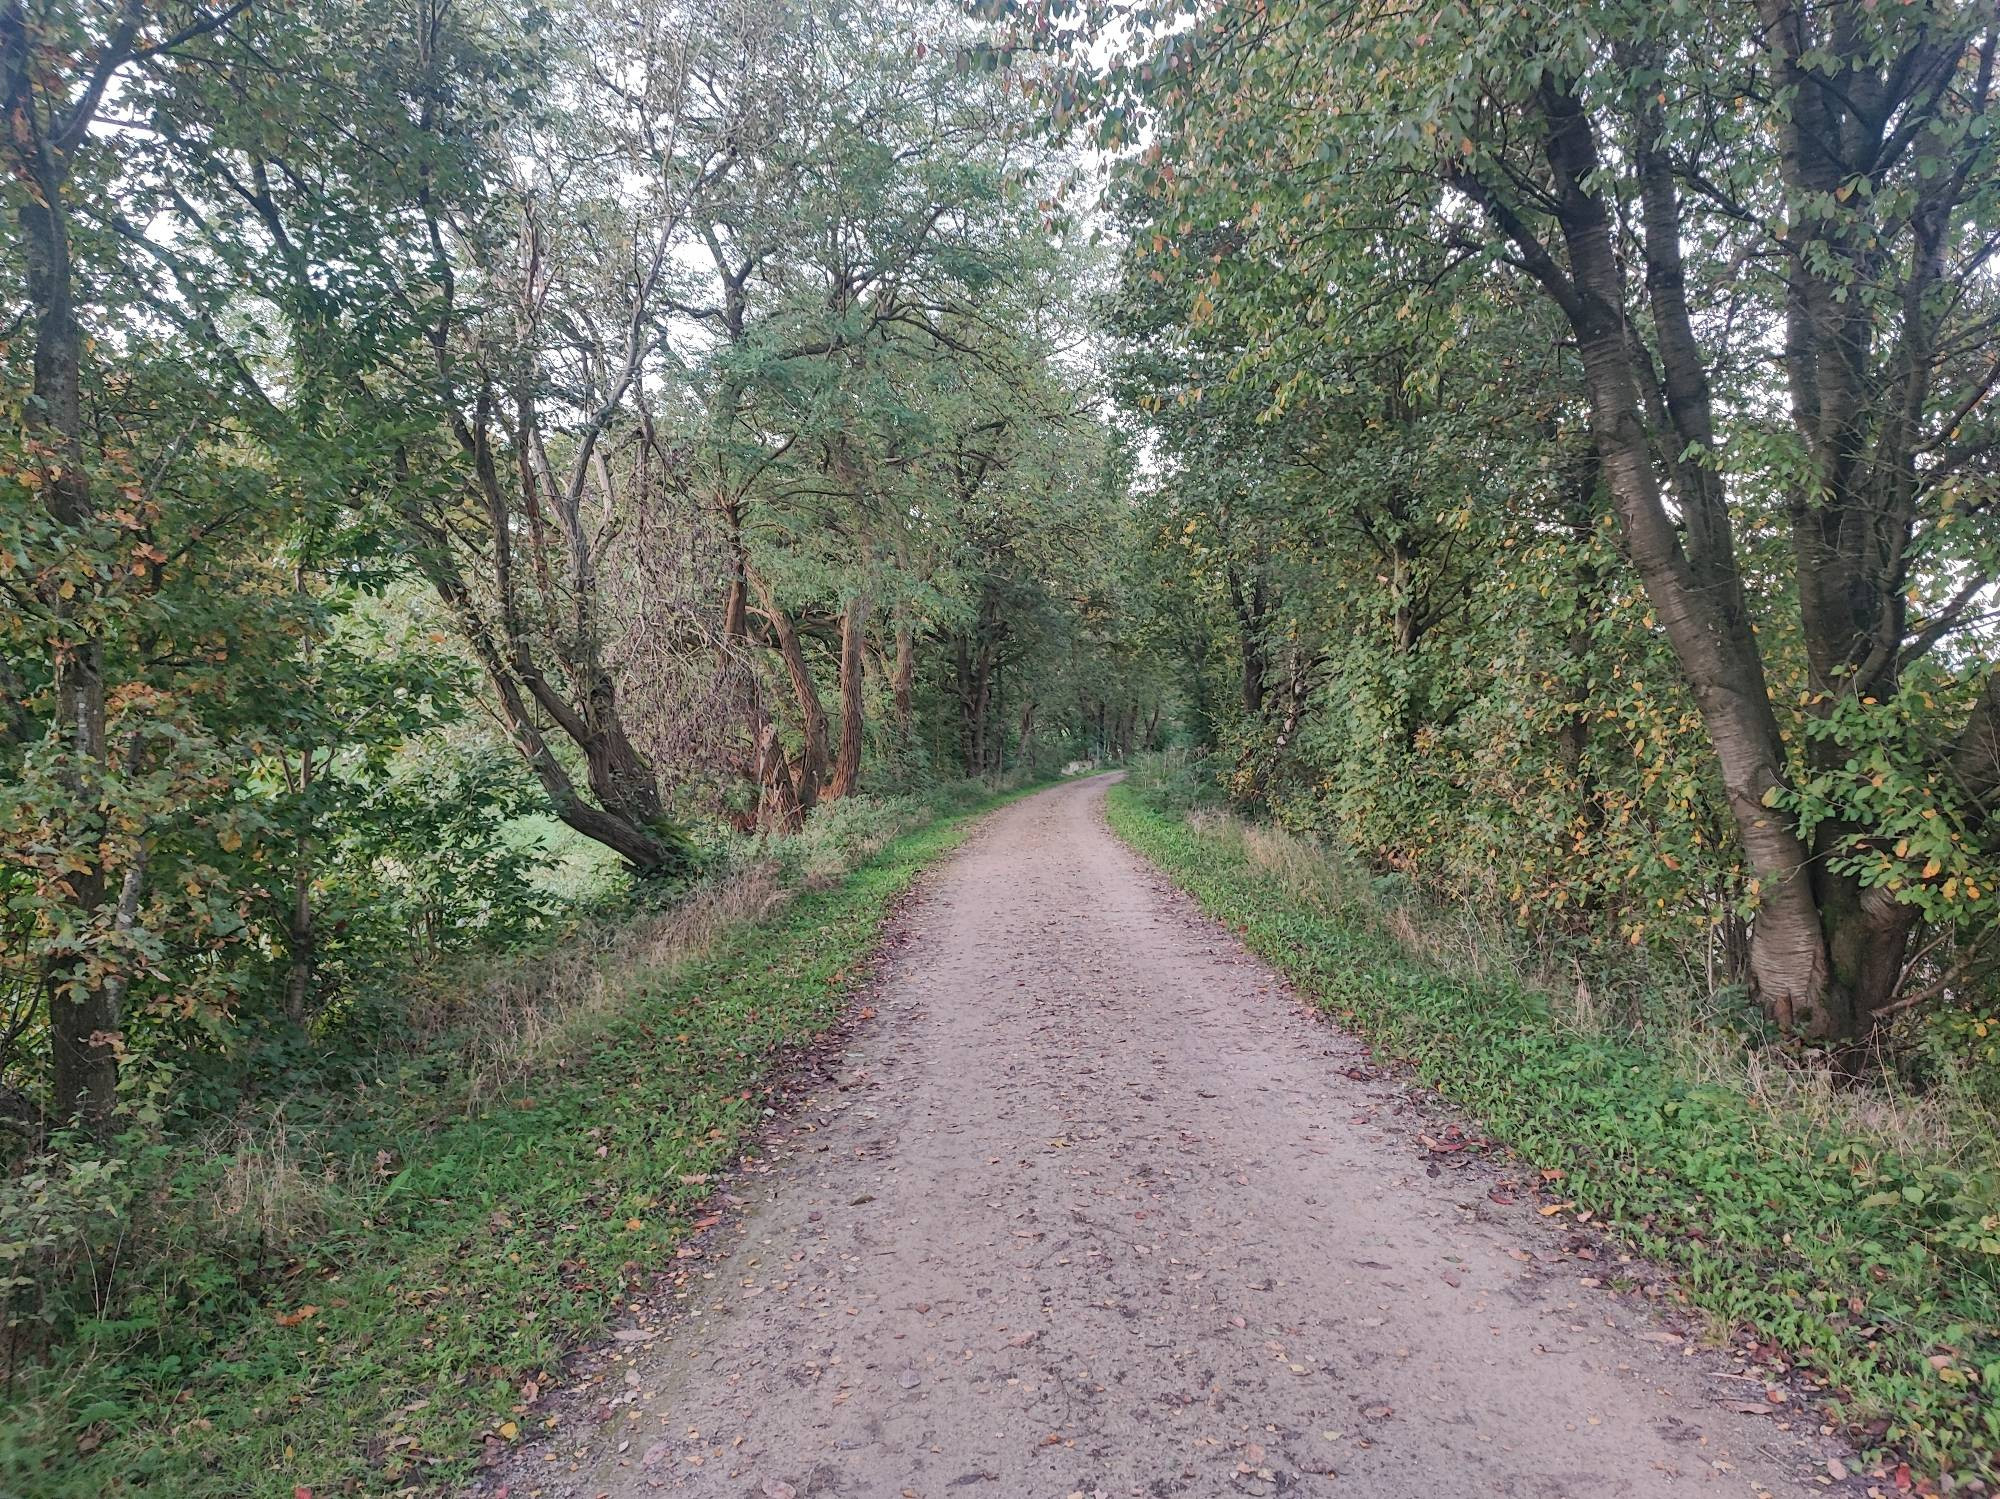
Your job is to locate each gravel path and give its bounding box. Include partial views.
[504,774,1858,1499]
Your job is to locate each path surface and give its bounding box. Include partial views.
[509,775,1855,1499]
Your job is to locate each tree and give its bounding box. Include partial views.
[1037,0,2000,1046]
[1,0,291,1128]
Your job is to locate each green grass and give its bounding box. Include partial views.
[4,784,1036,1498]
[1105,780,2000,1487]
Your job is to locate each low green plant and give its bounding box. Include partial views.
[1106,779,2000,1487]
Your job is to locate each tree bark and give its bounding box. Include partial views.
[891,624,916,740]
[827,593,867,798]
[285,744,316,1025]
[1486,76,1847,1038]
[749,572,829,809]
[6,5,120,1127]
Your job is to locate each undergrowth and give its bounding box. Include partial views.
[0,780,1036,1497]
[1106,774,2000,1489]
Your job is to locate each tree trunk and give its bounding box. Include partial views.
[407,534,688,873]
[757,712,805,831]
[891,625,915,739]
[1225,563,1267,715]
[577,667,668,831]
[955,636,991,778]
[827,592,866,799]
[285,748,316,1025]
[1509,78,1849,1039]
[749,574,829,809]
[6,21,118,1127]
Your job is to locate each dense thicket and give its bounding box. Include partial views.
[0,0,1157,1133]
[1027,0,2000,1056]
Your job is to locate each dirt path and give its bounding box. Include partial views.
[507,775,1857,1499]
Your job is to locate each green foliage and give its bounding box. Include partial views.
[1108,780,2000,1483]
[1048,0,2000,1045]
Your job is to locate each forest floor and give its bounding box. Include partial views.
[488,774,1863,1499]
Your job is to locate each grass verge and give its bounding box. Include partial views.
[1105,779,1999,1488]
[4,782,1037,1498]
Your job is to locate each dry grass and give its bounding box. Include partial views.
[387,787,974,1109]
[200,1110,333,1245]
[1199,801,1996,1175]
[422,862,792,1107]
